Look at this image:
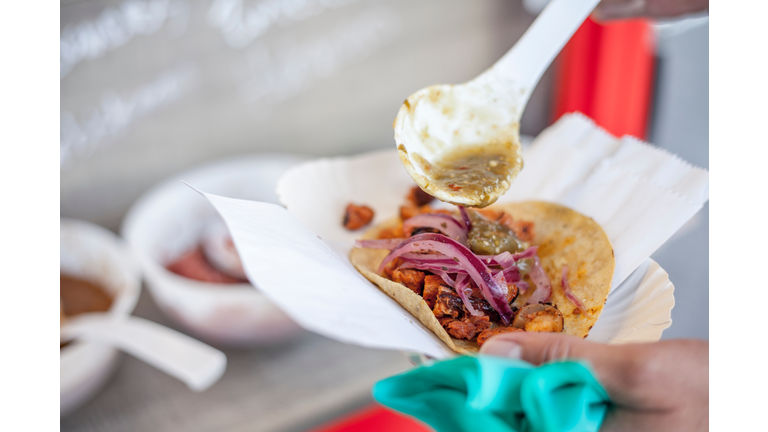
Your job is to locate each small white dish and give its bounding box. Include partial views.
[60,219,142,416]
[122,153,308,347]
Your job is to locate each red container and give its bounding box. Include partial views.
[553,17,656,140]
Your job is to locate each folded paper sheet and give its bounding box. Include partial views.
[198,113,708,359]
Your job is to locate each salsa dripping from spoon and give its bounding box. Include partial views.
[394,0,600,208]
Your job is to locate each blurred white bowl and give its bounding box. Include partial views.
[61,219,142,416]
[121,154,308,347]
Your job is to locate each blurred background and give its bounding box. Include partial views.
[60,0,708,430]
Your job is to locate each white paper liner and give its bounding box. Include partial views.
[197,194,455,358]
[198,113,708,359]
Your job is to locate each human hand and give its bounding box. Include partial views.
[480,332,708,431]
[594,0,709,21]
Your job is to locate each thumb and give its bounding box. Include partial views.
[479,332,631,401]
[480,331,609,365]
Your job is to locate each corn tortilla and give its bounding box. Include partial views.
[349,201,614,354]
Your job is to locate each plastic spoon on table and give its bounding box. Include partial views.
[394,0,600,208]
[61,313,227,391]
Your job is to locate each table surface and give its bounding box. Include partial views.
[60,288,413,432]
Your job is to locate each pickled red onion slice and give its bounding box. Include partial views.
[477,246,538,266]
[378,233,515,324]
[526,255,552,304]
[515,280,530,294]
[402,213,467,244]
[454,273,482,317]
[561,265,592,317]
[458,206,472,231]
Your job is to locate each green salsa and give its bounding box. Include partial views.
[429,144,523,208]
[466,211,527,255]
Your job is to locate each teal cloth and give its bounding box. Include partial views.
[373,356,610,432]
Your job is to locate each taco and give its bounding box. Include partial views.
[350,197,614,354]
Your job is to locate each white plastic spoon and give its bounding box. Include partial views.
[394,0,600,207]
[61,313,227,391]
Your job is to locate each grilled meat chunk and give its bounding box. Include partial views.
[433,286,464,319]
[391,268,426,295]
[424,276,507,323]
[507,283,519,304]
[476,327,525,346]
[407,186,435,207]
[343,203,374,230]
[512,304,564,332]
[468,296,500,321]
[423,275,443,309]
[440,316,492,340]
[467,315,492,333]
[445,319,477,339]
